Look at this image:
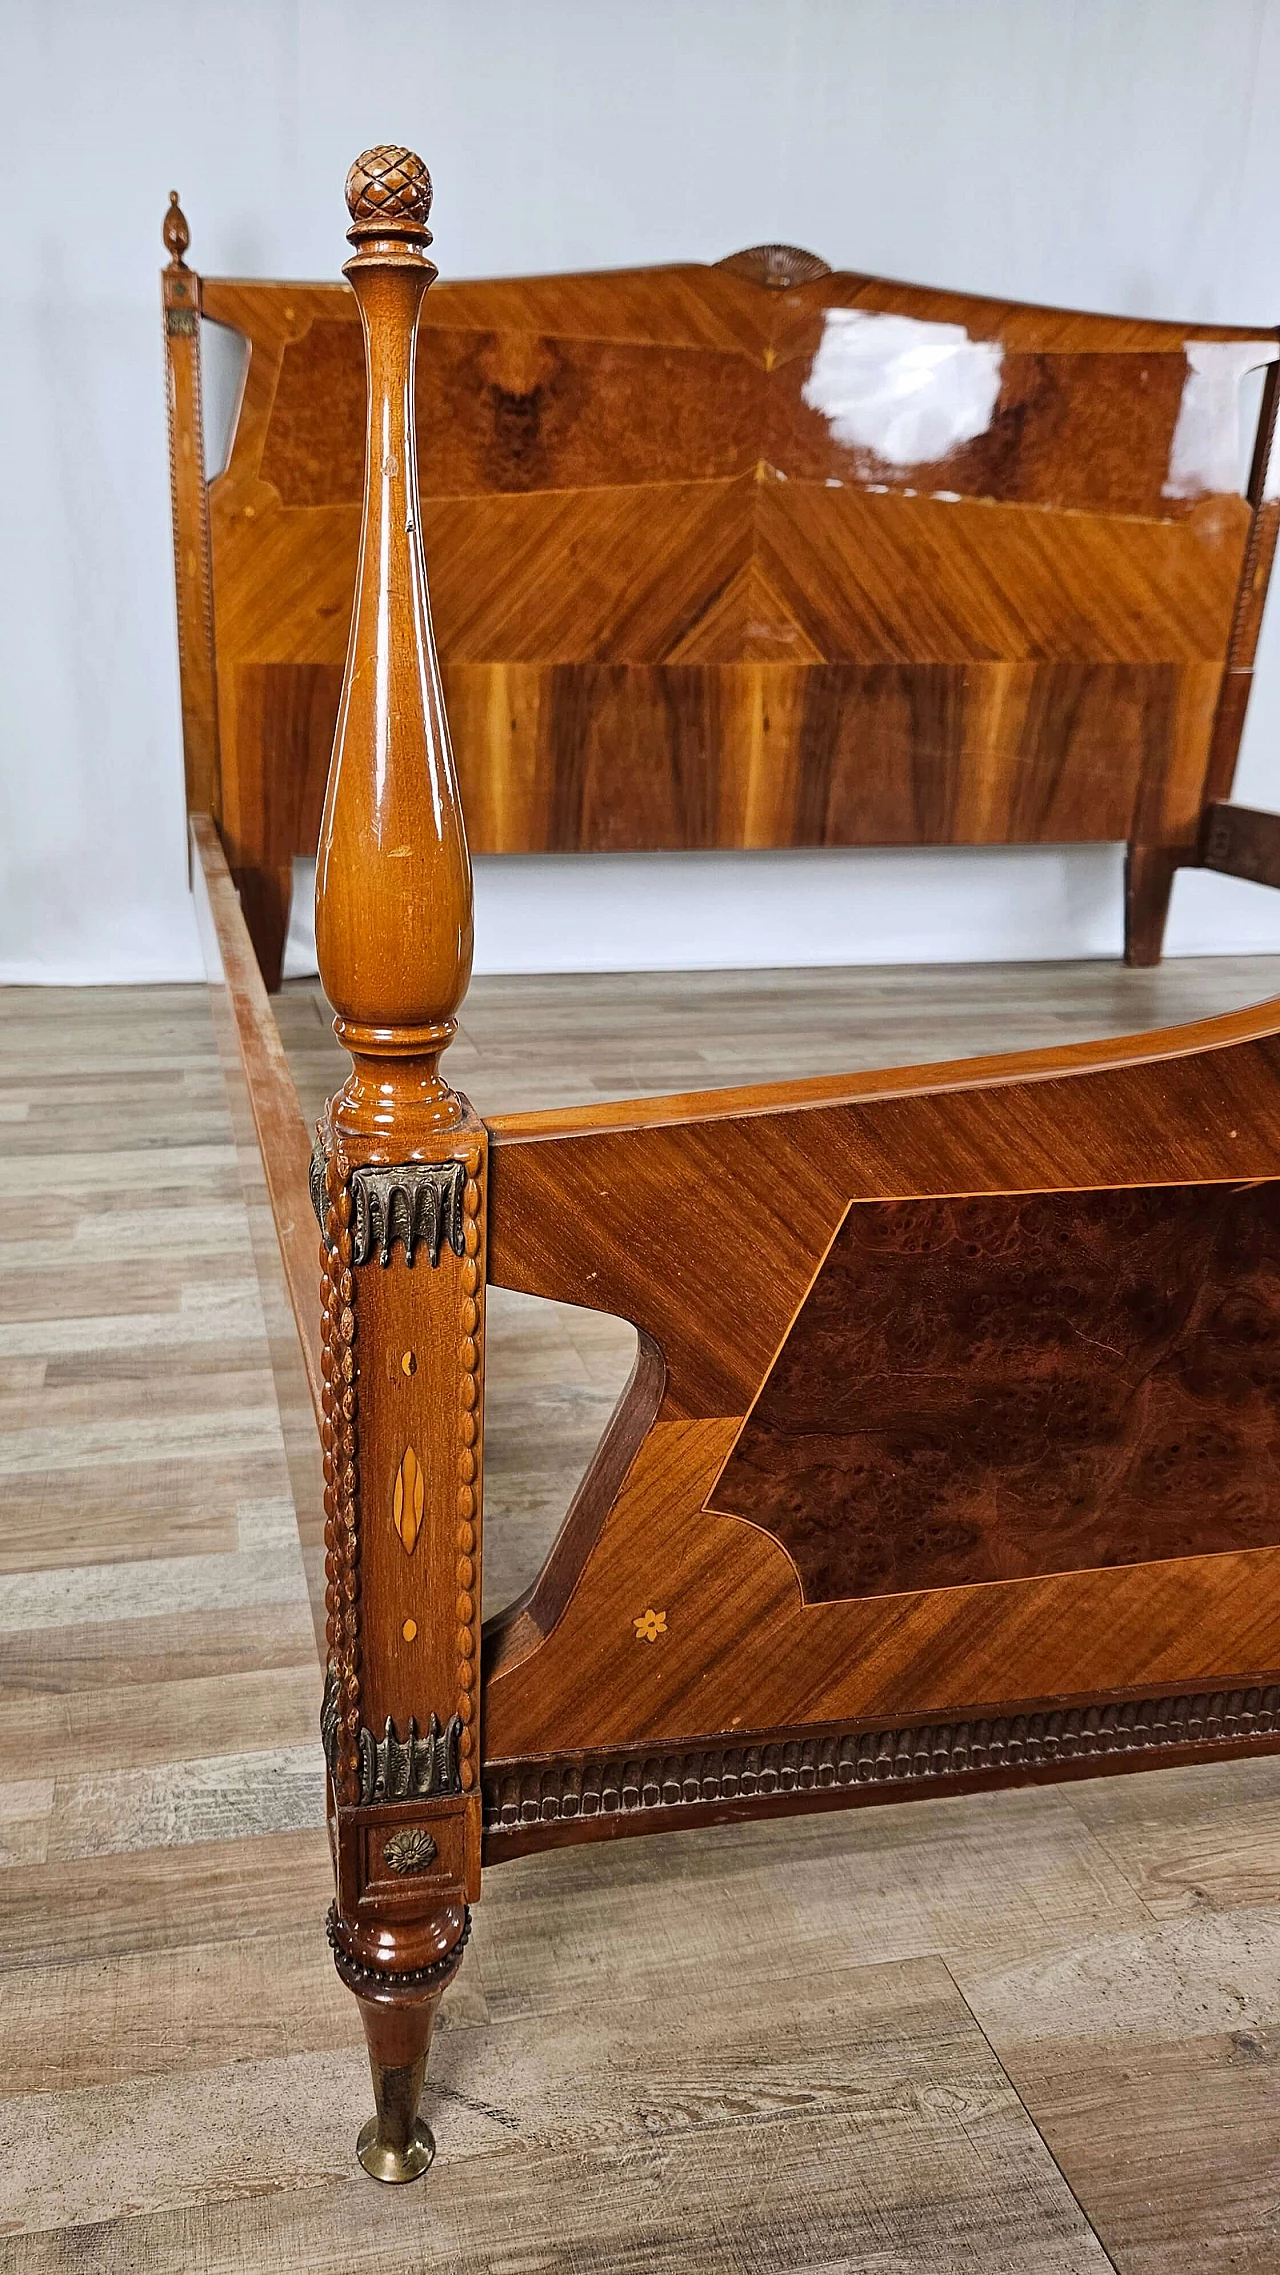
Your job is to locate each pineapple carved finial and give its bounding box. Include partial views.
[344,145,433,242]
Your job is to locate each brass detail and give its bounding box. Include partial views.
[402,1617,418,1642]
[393,1447,425,1555]
[328,1903,471,1993]
[634,1608,667,1642]
[359,1711,463,1805]
[401,1350,417,1375]
[165,307,198,337]
[382,1826,438,1875]
[714,242,832,291]
[350,1160,465,1268]
[357,2061,435,2184]
[320,1660,341,1774]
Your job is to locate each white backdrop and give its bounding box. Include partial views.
[7,0,1280,982]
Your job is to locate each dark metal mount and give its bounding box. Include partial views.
[351,1161,466,1267]
[321,1671,463,1805]
[309,1151,467,1268]
[360,1712,463,1805]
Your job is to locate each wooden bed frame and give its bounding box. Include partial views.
[164,161,1280,990]
[177,150,1280,2185]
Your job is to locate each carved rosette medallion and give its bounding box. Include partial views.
[383,1827,438,1876]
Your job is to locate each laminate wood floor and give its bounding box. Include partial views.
[5,961,1280,2271]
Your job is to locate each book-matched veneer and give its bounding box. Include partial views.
[165,176,1280,987]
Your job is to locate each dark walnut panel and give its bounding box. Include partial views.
[260,319,763,506]
[255,288,1275,521]
[711,1180,1280,1600]
[447,659,1219,853]
[217,652,1218,870]
[769,347,1201,517]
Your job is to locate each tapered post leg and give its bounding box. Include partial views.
[1124,842,1180,967]
[314,147,486,2185]
[354,1989,444,2183]
[329,1902,472,2184]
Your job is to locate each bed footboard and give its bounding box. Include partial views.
[480,1031,1280,1853]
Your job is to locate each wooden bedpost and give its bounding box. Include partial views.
[1123,842,1180,966]
[313,146,484,2184]
[161,192,220,822]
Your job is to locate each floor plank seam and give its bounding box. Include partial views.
[939,1955,1124,2275]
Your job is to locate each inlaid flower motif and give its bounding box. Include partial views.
[633,1608,667,1643]
[382,1826,438,1876]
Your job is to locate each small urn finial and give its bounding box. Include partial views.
[163,190,190,269]
[344,146,434,245]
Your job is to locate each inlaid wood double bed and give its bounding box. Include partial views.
[170,148,1280,2183]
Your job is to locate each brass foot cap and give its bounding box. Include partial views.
[356,2114,436,2184]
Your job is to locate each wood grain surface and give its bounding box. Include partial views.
[475,987,1280,1798]
[172,251,1280,982]
[713,1180,1280,1598]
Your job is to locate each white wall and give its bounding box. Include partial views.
[7,0,1280,982]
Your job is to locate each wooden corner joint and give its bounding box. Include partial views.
[1200,800,1280,890]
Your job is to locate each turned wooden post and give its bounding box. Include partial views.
[314,146,484,2185]
[161,192,220,821]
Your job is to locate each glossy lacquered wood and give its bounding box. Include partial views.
[179,145,1280,2188]
[479,992,1280,1792]
[167,222,1280,982]
[310,148,485,2181]
[713,1181,1280,1598]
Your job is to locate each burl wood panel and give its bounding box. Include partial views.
[479,1000,1280,1770]
[710,1182,1280,1601]
[194,261,1280,981]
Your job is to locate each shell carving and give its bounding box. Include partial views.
[714,243,831,291]
[393,1446,425,1555]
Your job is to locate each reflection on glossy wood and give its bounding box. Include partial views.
[310,146,484,2184]
[166,223,1280,983]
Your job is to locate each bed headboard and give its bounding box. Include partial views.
[163,195,1280,986]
